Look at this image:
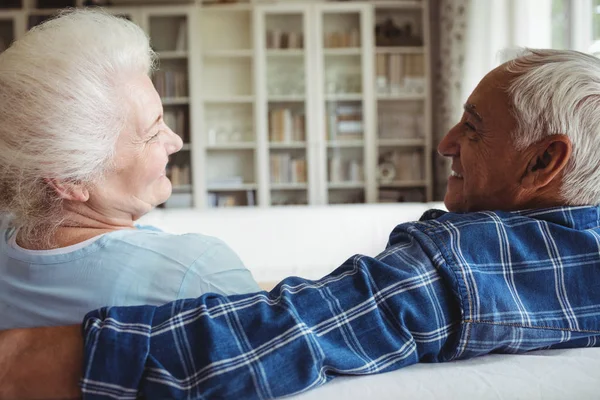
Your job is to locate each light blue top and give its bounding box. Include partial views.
[0,226,261,329]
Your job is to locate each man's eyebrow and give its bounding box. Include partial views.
[464,103,483,122]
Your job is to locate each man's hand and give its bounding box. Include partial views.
[0,325,82,400]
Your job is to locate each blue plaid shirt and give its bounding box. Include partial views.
[81,206,600,399]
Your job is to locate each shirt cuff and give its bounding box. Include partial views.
[80,305,156,400]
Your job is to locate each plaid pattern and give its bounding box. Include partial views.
[81,206,600,399]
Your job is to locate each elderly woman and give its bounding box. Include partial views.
[0,10,260,330]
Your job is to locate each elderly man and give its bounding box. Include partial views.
[2,48,600,399]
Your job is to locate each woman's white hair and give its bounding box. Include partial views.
[0,9,156,241]
[506,48,600,205]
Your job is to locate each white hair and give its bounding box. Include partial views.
[506,49,600,205]
[0,9,156,241]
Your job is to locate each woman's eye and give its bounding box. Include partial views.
[148,132,160,142]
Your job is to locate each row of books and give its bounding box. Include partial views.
[378,107,425,139]
[326,104,363,141]
[329,157,363,183]
[266,30,304,50]
[167,164,191,187]
[323,29,361,48]
[153,70,188,98]
[269,108,306,143]
[270,154,307,184]
[208,190,256,208]
[375,54,426,94]
[164,109,188,142]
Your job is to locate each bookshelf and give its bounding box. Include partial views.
[0,0,432,209]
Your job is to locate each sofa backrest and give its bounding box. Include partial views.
[139,203,445,282]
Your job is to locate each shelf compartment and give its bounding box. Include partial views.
[150,15,188,53]
[200,9,252,52]
[202,57,254,98]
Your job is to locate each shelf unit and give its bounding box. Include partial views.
[0,0,432,209]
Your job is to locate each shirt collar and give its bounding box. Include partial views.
[420,206,600,230]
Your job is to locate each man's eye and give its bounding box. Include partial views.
[147,132,160,142]
[464,122,476,131]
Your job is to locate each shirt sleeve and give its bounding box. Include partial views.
[81,230,462,400]
[177,239,261,298]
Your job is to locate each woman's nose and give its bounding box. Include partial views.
[165,128,183,155]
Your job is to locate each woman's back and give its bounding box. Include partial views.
[0,226,260,329]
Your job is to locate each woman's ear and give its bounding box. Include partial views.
[521,134,572,190]
[45,178,90,202]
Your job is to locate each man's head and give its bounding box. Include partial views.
[438,49,600,213]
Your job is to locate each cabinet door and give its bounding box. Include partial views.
[254,3,314,207]
[199,5,257,209]
[313,2,376,205]
[373,1,431,204]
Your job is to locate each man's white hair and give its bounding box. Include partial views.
[0,9,156,241]
[506,49,600,205]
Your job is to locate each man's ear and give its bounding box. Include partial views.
[521,134,572,190]
[45,178,90,202]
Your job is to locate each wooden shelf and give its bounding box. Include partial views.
[377,138,426,147]
[327,140,365,148]
[271,183,308,190]
[203,96,254,104]
[266,49,304,57]
[207,183,258,191]
[203,49,253,58]
[157,51,188,59]
[377,93,426,101]
[378,180,428,188]
[376,47,424,54]
[326,93,363,102]
[328,182,366,189]
[207,143,256,150]
[162,97,190,106]
[324,47,362,56]
[371,1,424,9]
[269,142,307,149]
[268,94,305,102]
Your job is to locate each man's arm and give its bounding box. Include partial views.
[82,231,462,399]
[0,325,82,400]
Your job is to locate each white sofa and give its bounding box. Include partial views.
[140,203,443,283]
[139,203,600,399]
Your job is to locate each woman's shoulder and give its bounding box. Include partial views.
[105,227,231,265]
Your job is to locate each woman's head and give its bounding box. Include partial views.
[0,9,182,241]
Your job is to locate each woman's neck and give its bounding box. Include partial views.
[17,204,136,250]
